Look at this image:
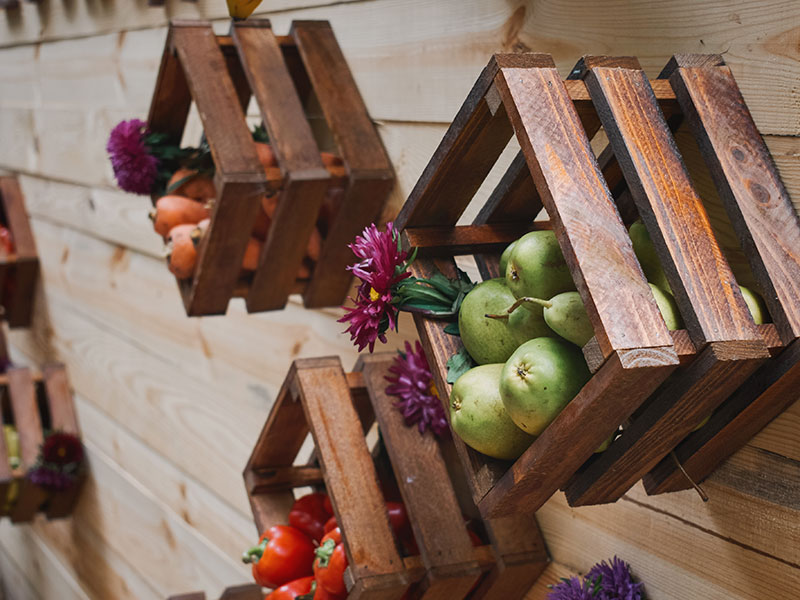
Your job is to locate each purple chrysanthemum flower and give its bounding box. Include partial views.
[107,119,160,195]
[27,465,77,491]
[385,341,449,436]
[587,557,644,600]
[547,576,600,600]
[339,222,412,352]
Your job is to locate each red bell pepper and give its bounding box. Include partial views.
[313,527,348,597]
[290,493,334,542]
[0,226,13,255]
[323,515,338,534]
[297,579,345,600]
[267,575,314,600]
[242,525,316,588]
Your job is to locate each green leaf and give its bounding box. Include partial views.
[166,172,198,194]
[443,322,460,336]
[446,348,475,384]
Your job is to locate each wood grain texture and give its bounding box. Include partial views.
[665,54,800,345]
[495,58,675,360]
[294,358,407,590]
[584,61,765,352]
[360,355,482,599]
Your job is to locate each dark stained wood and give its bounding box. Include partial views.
[247,465,324,493]
[293,358,406,589]
[147,25,192,146]
[565,341,766,506]
[43,365,84,519]
[404,222,550,258]
[0,177,39,328]
[665,54,800,345]
[360,356,481,599]
[8,368,47,523]
[479,349,676,518]
[644,338,800,494]
[583,61,765,352]
[167,587,262,600]
[395,54,555,230]
[494,58,675,361]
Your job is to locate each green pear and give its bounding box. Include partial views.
[450,364,536,460]
[629,221,672,293]
[3,425,19,470]
[596,431,616,453]
[499,240,517,276]
[692,414,711,432]
[458,279,523,364]
[649,283,683,330]
[541,291,593,347]
[505,231,575,313]
[740,286,769,324]
[500,337,591,435]
[507,305,553,345]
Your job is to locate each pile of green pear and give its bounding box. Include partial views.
[449,224,770,461]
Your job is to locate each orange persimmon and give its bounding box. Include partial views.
[150,195,210,237]
[252,209,272,241]
[255,143,278,170]
[320,152,343,168]
[242,237,263,271]
[167,168,216,200]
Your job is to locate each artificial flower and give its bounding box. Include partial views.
[26,431,84,492]
[41,431,84,466]
[106,119,160,195]
[548,576,601,600]
[385,341,449,436]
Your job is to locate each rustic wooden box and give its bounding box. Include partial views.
[0,364,84,523]
[166,585,262,600]
[243,355,548,600]
[148,19,394,316]
[394,53,800,518]
[0,177,39,328]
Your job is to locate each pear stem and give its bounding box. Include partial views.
[485,297,552,321]
[670,451,708,502]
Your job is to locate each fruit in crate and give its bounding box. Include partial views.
[508,302,552,345]
[740,285,769,324]
[449,364,536,460]
[505,230,576,312]
[242,524,316,588]
[541,291,594,348]
[629,220,672,293]
[149,195,210,237]
[500,337,591,436]
[167,168,216,201]
[649,283,683,330]
[3,424,19,470]
[499,240,517,276]
[458,279,528,364]
[226,0,264,20]
[165,224,201,279]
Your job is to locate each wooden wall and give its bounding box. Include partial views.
[0,1,798,598]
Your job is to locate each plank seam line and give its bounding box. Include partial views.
[0,0,366,50]
[620,495,800,571]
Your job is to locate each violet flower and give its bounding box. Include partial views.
[548,576,601,600]
[106,119,160,195]
[385,341,449,437]
[587,557,645,600]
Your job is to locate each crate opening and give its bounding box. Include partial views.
[35,379,51,431]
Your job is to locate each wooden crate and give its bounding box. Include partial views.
[0,177,39,328]
[0,364,85,523]
[243,355,548,600]
[394,53,800,518]
[166,585,262,600]
[147,19,393,317]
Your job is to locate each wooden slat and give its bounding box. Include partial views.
[243,360,308,533]
[247,465,324,493]
[583,60,764,352]
[644,338,800,494]
[565,342,765,506]
[42,364,83,519]
[147,25,192,146]
[494,56,676,360]
[404,222,549,257]
[171,23,265,316]
[0,177,39,328]
[219,584,263,600]
[231,22,330,312]
[360,355,481,599]
[395,54,548,230]
[7,368,47,523]
[292,21,395,307]
[664,54,800,345]
[293,357,407,595]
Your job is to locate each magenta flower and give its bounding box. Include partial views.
[339,222,412,352]
[106,119,160,194]
[587,557,644,600]
[41,432,84,466]
[385,341,449,437]
[26,431,84,492]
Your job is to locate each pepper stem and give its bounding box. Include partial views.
[241,538,268,564]
[485,297,552,320]
[670,451,708,502]
[315,538,336,568]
